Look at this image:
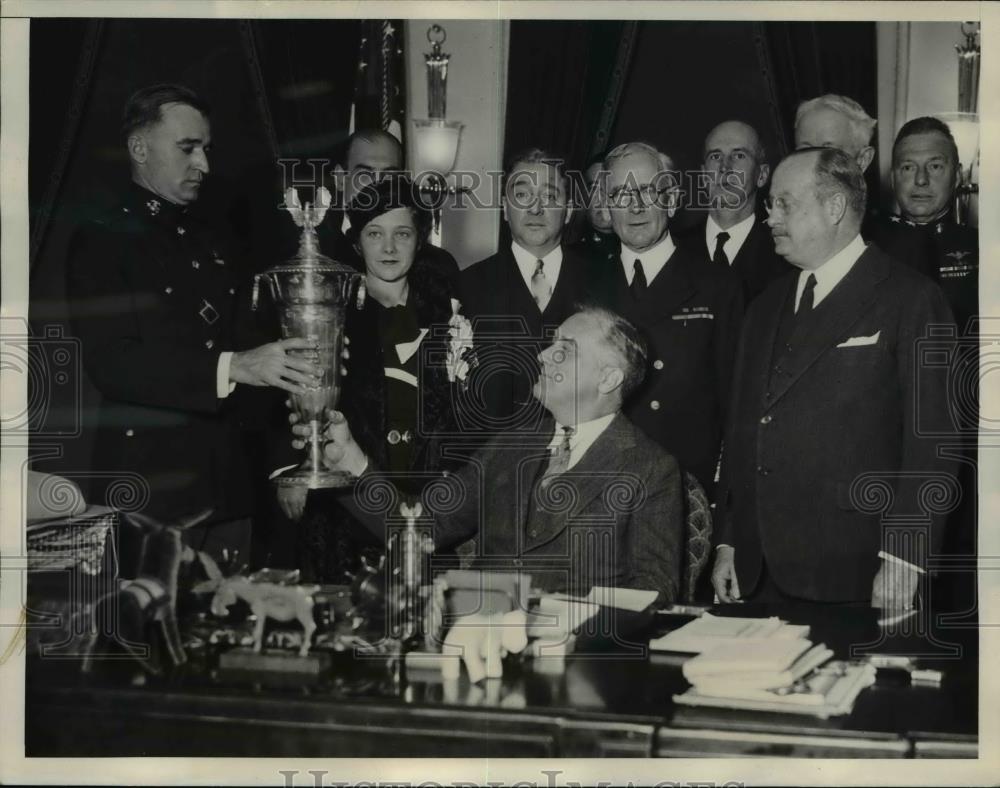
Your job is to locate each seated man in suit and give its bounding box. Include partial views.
[587,141,743,496]
[676,120,791,303]
[712,147,955,609]
[296,306,685,601]
[459,148,593,435]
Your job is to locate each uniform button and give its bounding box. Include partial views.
[125,429,134,437]
[229,288,236,295]
[529,530,538,538]
[760,414,772,425]
[774,365,783,374]
[513,559,523,567]
[764,391,773,399]
[653,359,664,371]
[757,466,770,476]
[205,339,215,350]
[650,400,661,411]
[785,343,793,352]
[191,260,200,269]
[164,286,173,295]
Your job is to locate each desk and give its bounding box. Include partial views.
[25,602,977,758]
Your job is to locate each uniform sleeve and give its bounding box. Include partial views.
[66,222,222,413]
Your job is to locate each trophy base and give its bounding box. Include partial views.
[272,468,356,490]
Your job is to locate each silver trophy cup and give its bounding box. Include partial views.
[253,187,365,489]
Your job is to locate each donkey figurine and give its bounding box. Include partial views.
[194,562,321,657]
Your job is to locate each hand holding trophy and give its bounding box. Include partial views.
[253,186,366,489]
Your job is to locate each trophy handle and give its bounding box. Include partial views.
[251,274,262,311]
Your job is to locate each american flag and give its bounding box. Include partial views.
[350,20,406,143]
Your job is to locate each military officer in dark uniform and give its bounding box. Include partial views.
[870,116,978,333]
[67,83,321,562]
[869,116,979,613]
[587,141,744,495]
[569,155,619,266]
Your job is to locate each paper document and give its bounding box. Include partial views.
[649,613,810,653]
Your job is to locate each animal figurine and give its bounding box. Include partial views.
[85,508,213,675]
[195,561,321,657]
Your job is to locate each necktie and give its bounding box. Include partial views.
[530,258,552,312]
[712,231,731,266]
[797,273,817,315]
[541,426,575,483]
[630,259,647,301]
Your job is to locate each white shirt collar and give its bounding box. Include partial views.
[511,241,563,292]
[619,232,675,286]
[548,412,617,471]
[705,212,757,263]
[341,212,351,235]
[795,233,867,311]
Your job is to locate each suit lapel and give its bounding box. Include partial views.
[498,246,542,319]
[525,414,637,551]
[767,247,889,408]
[544,247,581,320]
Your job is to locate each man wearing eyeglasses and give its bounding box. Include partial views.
[459,148,593,435]
[712,147,955,610]
[585,141,743,496]
[676,121,792,303]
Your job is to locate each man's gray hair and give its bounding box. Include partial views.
[791,147,867,219]
[575,303,648,400]
[795,94,877,154]
[604,141,675,174]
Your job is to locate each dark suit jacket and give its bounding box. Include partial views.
[67,183,252,524]
[717,245,957,602]
[675,212,793,303]
[349,413,684,601]
[585,242,744,493]
[458,244,593,433]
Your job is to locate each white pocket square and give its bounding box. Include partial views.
[837,330,880,348]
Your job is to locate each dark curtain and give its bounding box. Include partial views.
[504,21,637,168]
[245,20,361,159]
[502,20,637,246]
[757,21,880,197]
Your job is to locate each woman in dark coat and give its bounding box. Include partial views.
[295,176,466,582]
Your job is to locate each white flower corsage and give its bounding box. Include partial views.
[446,298,476,387]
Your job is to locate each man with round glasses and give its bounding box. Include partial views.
[585,141,743,496]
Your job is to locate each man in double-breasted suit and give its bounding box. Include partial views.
[587,141,743,494]
[712,148,956,608]
[460,149,593,435]
[675,121,792,303]
[300,306,685,601]
[67,84,320,560]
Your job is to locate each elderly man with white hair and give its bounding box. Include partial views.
[584,141,743,496]
[794,93,878,173]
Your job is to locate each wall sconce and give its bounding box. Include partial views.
[409,24,465,235]
[934,22,980,225]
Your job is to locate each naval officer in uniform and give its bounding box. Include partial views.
[67,83,320,561]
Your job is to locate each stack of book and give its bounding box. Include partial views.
[652,614,876,718]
